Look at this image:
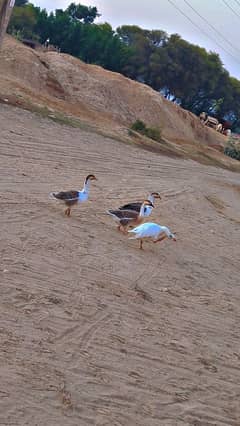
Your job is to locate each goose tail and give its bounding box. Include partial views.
[49,192,57,200]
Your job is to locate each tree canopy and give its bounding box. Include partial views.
[15,0,28,6]
[66,2,99,23]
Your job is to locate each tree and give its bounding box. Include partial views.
[117,26,153,80]
[15,0,28,6]
[78,23,131,71]
[66,2,100,24]
[45,9,72,51]
[8,3,37,39]
[33,6,49,43]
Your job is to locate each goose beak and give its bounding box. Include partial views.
[152,193,161,199]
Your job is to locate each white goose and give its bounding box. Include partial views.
[128,222,176,249]
[50,174,97,216]
[107,200,154,233]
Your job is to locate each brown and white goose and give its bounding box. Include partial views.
[119,192,161,215]
[49,174,97,216]
[107,200,154,233]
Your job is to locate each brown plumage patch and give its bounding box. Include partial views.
[119,215,146,228]
[119,202,142,212]
[119,198,155,212]
[108,209,138,220]
[52,190,79,206]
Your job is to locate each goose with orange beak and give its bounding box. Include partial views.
[119,192,161,215]
[50,174,97,216]
[107,200,154,233]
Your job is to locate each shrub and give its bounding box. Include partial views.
[131,119,146,133]
[224,140,240,161]
[130,120,162,142]
[145,127,161,142]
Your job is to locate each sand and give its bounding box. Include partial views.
[0,103,240,425]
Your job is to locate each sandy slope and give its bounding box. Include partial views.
[0,103,240,425]
[0,36,228,151]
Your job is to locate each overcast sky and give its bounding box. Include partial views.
[31,0,240,80]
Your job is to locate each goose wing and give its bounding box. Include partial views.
[107,209,138,220]
[129,223,161,238]
[119,202,141,212]
[52,190,79,201]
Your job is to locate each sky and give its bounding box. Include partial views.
[31,0,240,80]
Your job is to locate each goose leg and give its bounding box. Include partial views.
[139,240,143,250]
[118,224,127,234]
[65,207,71,216]
[154,235,167,243]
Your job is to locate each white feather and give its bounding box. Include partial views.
[49,192,57,200]
[128,222,176,240]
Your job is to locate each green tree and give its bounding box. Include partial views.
[33,7,49,43]
[66,2,100,24]
[8,3,37,39]
[78,22,130,71]
[15,0,28,6]
[45,9,72,50]
[117,26,151,80]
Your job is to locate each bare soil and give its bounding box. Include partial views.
[0,103,240,425]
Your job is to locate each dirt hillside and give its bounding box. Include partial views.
[1,102,240,425]
[0,35,228,153]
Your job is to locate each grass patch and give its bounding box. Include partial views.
[224,139,240,161]
[29,105,88,129]
[130,119,162,142]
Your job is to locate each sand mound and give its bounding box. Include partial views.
[0,35,226,150]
